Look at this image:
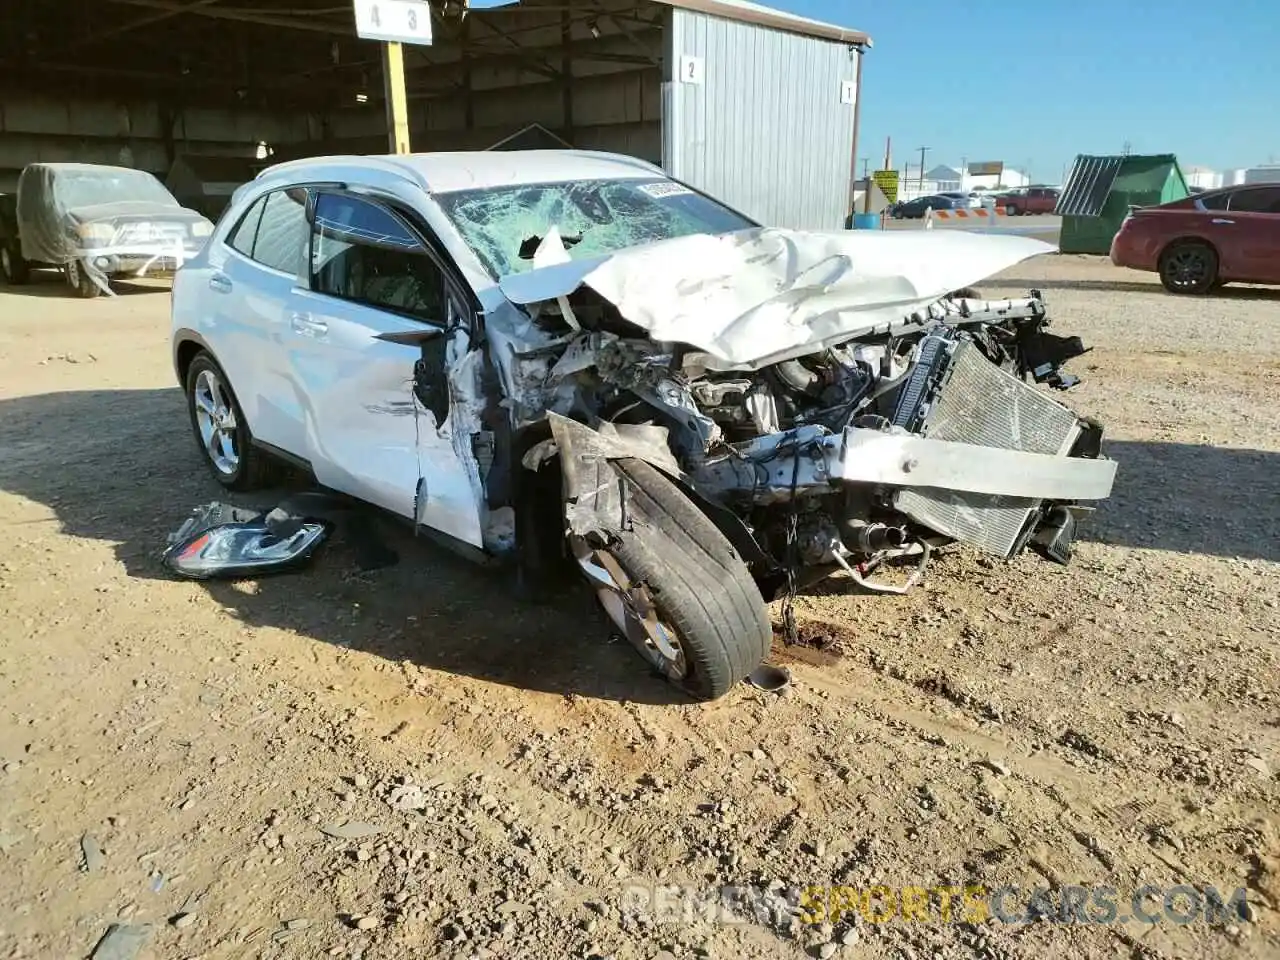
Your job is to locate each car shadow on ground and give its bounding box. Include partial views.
[1,390,1276,703]
[994,276,1280,300]
[1089,439,1278,562]
[4,268,169,298]
[0,386,688,705]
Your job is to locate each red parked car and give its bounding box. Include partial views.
[1000,186,1059,216]
[1110,183,1280,294]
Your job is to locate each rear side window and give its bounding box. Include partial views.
[224,188,308,276]
[310,192,447,323]
[227,196,265,256]
[254,189,308,275]
[1228,187,1280,214]
[1198,192,1232,211]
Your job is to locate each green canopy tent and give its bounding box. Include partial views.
[1056,154,1190,254]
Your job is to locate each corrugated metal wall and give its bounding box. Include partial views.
[0,94,315,193]
[323,66,662,162]
[664,10,857,230]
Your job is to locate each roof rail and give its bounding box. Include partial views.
[256,154,430,192]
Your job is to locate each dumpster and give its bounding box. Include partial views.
[1056,154,1189,254]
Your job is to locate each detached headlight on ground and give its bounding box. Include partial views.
[162,501,330,580]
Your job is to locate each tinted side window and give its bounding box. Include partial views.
[1228,188,1280,214]
[253,189,308,275]
[227,196,265,256]
[1199,192,1232,211]
[310,193,446,322]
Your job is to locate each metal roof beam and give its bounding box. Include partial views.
[103,0,352,35]
[60,0,224,52]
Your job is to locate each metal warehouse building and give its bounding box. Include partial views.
[1,0,870,229]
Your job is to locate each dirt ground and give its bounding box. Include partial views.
[0,255,1277,960]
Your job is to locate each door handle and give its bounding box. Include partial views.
[290,313,328,337]
[1211,218,1235,225]
[208,274,232,293]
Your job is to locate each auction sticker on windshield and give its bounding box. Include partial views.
[637,181,694,199]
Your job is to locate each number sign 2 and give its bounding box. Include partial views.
[679,55,705,85]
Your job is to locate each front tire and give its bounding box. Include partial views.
[1159,241,1218,295]
[0,242,30,284]
[572,459,772,700]
[65,258,103,298]
[185,351,273,491]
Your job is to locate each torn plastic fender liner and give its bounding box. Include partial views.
[547,412,682,541]
[545,414,781,585]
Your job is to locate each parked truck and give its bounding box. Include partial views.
[0,162,213,297]
[1000,185,1061,216]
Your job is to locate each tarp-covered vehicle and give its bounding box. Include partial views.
[170,152,1118,701]
[2,163,213,297]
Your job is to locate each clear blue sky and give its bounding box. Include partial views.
[772,0,1280,182]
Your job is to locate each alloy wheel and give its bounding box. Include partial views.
[192,369,241,476]
[571,536,688,680]
[1164,248,1210,291]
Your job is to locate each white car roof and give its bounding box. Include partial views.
[258,149,667,195]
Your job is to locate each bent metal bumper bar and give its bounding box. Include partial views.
[697,426,1117,505]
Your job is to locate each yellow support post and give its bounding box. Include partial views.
[383,41,411,155]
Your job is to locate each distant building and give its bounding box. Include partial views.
[964,168,1030,191]
[1231,164,1280,185]
[1183,165,1223,190]
[897,162,1032,200]
[898,164,962,200]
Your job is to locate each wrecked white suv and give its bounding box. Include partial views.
[171,150,1116,700]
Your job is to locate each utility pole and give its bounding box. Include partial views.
[917,145,929,191]
[353,0,433,156]
[860,157,870,179]
[382,43,410,155]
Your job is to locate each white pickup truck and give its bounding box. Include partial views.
[0,162,213,297]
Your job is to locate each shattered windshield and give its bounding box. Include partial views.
[435,178,756,279]
[53,169,179,210]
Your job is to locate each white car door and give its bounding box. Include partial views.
[205,187,311,456]
[285,189,486,549]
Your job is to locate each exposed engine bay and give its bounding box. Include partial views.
[461,232,1118,606]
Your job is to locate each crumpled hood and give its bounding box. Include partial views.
[65,200,204,224]
[499,227,1055,369]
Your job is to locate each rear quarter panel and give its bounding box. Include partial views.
[1119,211,1229,274]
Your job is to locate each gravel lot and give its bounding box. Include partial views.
[0,254,1277,960]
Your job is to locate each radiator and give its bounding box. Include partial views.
[893,338,1081,557]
